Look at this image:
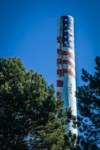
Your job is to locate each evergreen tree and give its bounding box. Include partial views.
[0,58,76,150]
[76,57,100,150]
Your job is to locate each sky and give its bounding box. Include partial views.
[0,0,100,89]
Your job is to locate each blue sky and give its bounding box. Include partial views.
[0,0,100,88]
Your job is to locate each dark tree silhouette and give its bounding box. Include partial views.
[77,57,100,150]
[0,58,76,150]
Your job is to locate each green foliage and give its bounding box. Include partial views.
[0,58,76,150]
[76,57,100,149]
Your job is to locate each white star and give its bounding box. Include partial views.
[64,35,67,38]
[64,18,67,22]
[64,24,67,27]
[64,41,69,46]
[64,30,67,32]
[64,41,67,44]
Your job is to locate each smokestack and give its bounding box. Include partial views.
[57,16,77,135]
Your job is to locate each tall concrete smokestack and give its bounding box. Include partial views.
[57,15,77,135]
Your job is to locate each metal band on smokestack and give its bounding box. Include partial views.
[57,16,77,135]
